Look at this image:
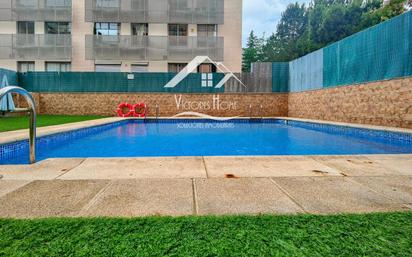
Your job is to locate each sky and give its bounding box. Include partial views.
[242,0,310,46]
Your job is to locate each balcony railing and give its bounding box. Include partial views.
[85,0,224,24]
[0,34,72,60]
[85,35,224,61]
[0,0,72,21]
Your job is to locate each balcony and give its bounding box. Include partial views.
[85,0,224,24]
[85,35,224,61]
[0,0,72,21]
[0,34,72,60]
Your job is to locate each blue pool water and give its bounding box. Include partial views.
[1,119,412,164]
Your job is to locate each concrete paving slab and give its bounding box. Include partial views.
[273,177,409,214]
[311,155,401,176]
[0,180,31,197]
[366,155,412,175]
[204,156,341,178]
[59,157,207,180]
[0,180,109,218]
[82,179,193,217]
[352,176,412,204]
[195,178,303,215]
[0,158,85,180]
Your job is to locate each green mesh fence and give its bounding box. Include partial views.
[272,62,289,92]
[18,72,225,93]
[0,68,18,86]
[271,11,412,91]
[323,11,412,87]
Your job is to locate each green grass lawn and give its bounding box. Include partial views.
[1,212,411,256]
[0,115,106,132]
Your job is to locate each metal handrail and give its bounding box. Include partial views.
[0,86,36,164]
[155,104,159,120]
[260,105,263,120]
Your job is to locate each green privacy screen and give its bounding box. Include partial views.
[289,49,323,92]
[19,72,225,93]
[0,68,18,86]
[323,10,412,87]
[272,62,289,92]
[272,11,412,91]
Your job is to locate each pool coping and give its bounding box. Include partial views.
[1,154,412,180]
[0,117,125,145]
[1,116,411,146]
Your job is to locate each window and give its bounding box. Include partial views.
[15,0,35,7]
[170,0,189,8]
[131,0,145,10]
[168,24,188,36]
[131,64,148,72]
[17,62,35,72]
[96,0,119,8]
[197,24,217,37]
[45,22,71,34]
[46,62,71,72]
[131,23,148,36]
[46,0,70,7]
[17,21,34,34]
[197,63,216,73]
[168,63,187,73]
[201,73,214,88]
[95,64,121,72]
[94,22,120,36]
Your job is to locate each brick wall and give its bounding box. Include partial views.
[288,77,412,128]
[19,93,288,118]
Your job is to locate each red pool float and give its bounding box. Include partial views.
[133,103,146,117]
[117,102,133,117]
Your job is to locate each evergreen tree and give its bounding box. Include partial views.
[243,0,409,68]
[242,31,262,72]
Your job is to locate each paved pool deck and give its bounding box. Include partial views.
[1,154,411,218]
[0,117,411,218]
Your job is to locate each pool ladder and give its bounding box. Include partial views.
[248,104,264,121]
[0,86,37,164]
[155,104,160,121]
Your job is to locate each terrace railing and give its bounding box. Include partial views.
[85,0,224,24]
[0,0,72,21]
[85,35,224,61]
[0,34,72,60]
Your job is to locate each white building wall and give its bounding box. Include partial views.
[0,1,243,73]
[71,0,94,71]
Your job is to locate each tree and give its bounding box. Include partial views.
[242,31,265,72]
[317,1,364,44]
[360,0,406,28]
[274,3,308,61]
[242,0,409,69]
[261,33,281,62]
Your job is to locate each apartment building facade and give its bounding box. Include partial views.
[0,0,242,73]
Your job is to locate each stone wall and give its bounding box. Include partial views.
[14,76,412,129]
[288,77,412,128]
[17,93,288,118]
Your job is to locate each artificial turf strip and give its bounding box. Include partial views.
[0,212,411,257]
[0,115,106,132]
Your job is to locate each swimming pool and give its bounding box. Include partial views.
[1,119,412,164]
